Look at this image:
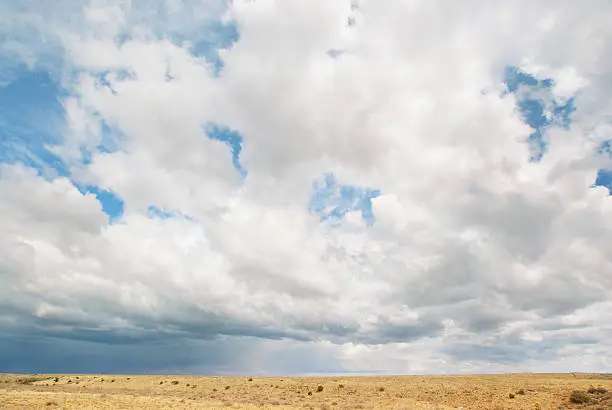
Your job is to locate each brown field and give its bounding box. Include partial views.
[0,373,611,409]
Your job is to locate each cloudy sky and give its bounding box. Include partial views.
[1,0,612,376]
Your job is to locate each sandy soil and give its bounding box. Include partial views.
[0,373,610,409]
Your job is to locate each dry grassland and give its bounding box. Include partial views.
[1,373,611,409]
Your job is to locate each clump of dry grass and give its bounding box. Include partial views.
[587,385,608,394]
[17,376,46,385]
[569,390,590,404]
[317,385,324,392]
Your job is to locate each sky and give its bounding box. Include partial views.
[1,0,612,376]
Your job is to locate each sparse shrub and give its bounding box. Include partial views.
[171,380,179,385]
[225,385,230,390]
[75,376,79,379]
[275,385,279,388]
[186,383,190,387]
[110,379,115,383]
[588,385,608,394]
[378,387,385,392]
[317,385,324,392]
[191,385,196,388]
[308,391,312,396]
[213,388,217,392]
[46,401,58,406]
[339,384,344,388]
[67,380,72,384]
[331,402,338,406]
[126,377,130,380]
[53,377,59,382]
[100,378,104,382]
[159,381,164,384]
[569,390,590,404]
[248,377,253,381]
[516,389,525,395]
[509,393,515,399]
[18,377,45,385]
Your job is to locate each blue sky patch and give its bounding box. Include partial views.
[75,184,124,222]
[0,67,69,177]
[187,20,239,75]
[204,123,247,178]
[147,205,195,221]
[503,66,575,162]
[595,169,612,193]
[309,173,380,225]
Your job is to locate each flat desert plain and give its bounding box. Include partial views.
[1,373,611,409]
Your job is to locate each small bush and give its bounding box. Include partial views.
[171,380,179,385]
[308,391,312,396]
[225,385,230,390]
[191,385,196,388]
[588,385,608,394]
[46,401,58,407]
[213,388,217,392]
[379,387,385,392]
[339,384,344,388]
[67,380,72,384]
[509,393,515,399]
[569,390,590,404]
[159,381,164,384]
[516,389,525,395]
[248,377,253,381]
[18,377,44,385]
[53,377,59,383]
[186,383,190,387]
[317,385,324,392]
[110,379,115,383]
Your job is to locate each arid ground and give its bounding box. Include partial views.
[0,373,610,409]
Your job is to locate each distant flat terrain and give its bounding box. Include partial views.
[0,373,610,409]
